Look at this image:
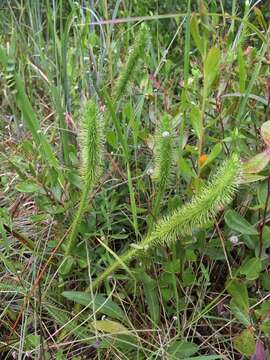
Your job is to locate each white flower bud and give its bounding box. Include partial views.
[147,167,154,176]
[162,131,170,138]
[229,235,238,245]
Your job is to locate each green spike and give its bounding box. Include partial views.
[113,25,148,101]
[64,101,104,261]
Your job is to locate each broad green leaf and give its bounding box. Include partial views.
[202,143,222,168]
[182,268,196,286]
[258,180,269,206]
[239,173,267,184]
[190,14,204,56]
[224,209,258,235]
[230,300,251,326]
[233,329,256,356]
[136,272,160,325]
[237,47,246,93]
[92,320,130,335]
[59,256,75,275]
[227,279,249,315]
[262,225,270,249]
[16,181,43,193]
[190,105,202,139]
[25,334,41,350]
[242,150,270,174]
[203,47,220,97]
[261,273,270,291]
[167,340,198,358]
[240,257,262,280]
[62,291,125,321]
[261,121,270,147]
[260,319,270,335]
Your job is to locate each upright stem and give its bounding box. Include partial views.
[65,184,90,256]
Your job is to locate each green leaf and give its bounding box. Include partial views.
[16,181,43,193]
[92,320,130,335]
[203,47,220,97]
[261,121,270,147]
[190,14,204,56]
[25,334,41,350]
[227,279,249,315]
[62,291,125,321]
[242,150,270,174]
[233,329,256,356]
[224,209,258,235]
[59,256,75,275]
[182,268,196,286]
[237,47,246,93]
[202,143,222,168]
[136,272,160,325]
[258,180,270,208]
[240,257,262,280]
[239,173,267,184]
[167,340,198,358]
[260,319,270,335]
[230,299,251,326]
[261,272,270,290]
[190,105,202,139]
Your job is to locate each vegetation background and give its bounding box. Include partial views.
[1,0,270,359]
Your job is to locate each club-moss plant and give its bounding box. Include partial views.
[89,154,242,291]
[112,24,148,101]
[151,114,175,223]
[63,101,103,266]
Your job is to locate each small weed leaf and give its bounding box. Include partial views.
[261,121,270,147]
[224,209,258,235]
[166,340,198,358]
[227,279,250,325]
[62,291,126,321]
[233,329,256,356]
[203,47,220,97]
[240,257,262,280]
[91,320,130,335]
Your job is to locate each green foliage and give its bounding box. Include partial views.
[92,155,241,289]
[1,1,270,358]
